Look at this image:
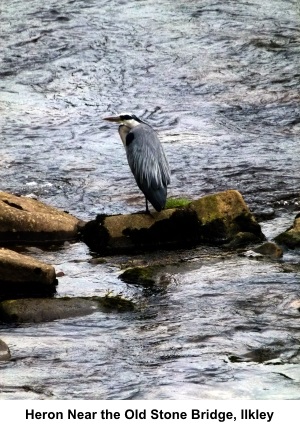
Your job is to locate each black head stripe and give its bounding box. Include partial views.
[120,114,133,121]
[120,114,142,123]
[131,114,142,123]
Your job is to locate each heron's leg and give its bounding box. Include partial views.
[145,198,150,214]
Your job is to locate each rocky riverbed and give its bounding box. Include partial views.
[0,189,298,367]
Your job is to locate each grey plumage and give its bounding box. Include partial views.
[103,113,170,212]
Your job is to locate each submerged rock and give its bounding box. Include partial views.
[81,190,265,253]
[228,347,281,364]
[119,266,158,287]
[119,265,171,297]
[98,293,135,312]
[0,191,84,245]
[274,213,300,248]
[244,242,283,259]
[0,248,57,299]
[0,339,11,361]
[0,295,135,323]
[253,242,283,258]
[0,298,98,323]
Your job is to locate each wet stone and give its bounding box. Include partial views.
[253,242,283,258]
[119,265,170,297]
[243,242,283,259]
[0,298,98,323]
[119,266,157,287]
[0,339,11,361]
[81,190,265,254]
[228,340,298,365]
[0,248,57,300]
[0,295,135,324]
[98,293,135,312]
[226,232,263,249]
[274,214,300,248]
[0,191,84,245]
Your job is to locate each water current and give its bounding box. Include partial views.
[0,0,300,399]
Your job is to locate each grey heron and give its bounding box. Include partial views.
[103,113,170,213]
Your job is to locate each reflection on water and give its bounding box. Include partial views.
[0,0,300,399]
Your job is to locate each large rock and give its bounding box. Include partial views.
[0,191,83,245]
[274,213,300,248]
[0,248,57,299]
[81,190,265,253]
[0,298,98,323]
[0,295,135,323]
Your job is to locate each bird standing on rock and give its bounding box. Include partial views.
[103,113,170,213]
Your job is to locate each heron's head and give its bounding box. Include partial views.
[103,112,142,129]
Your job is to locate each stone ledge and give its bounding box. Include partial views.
[81,190,265,254]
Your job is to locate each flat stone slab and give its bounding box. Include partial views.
[81,190,265,254]
[0,298,98,323]
[0,248,57,299]
[0,191,83,245]
[0,296,135,323]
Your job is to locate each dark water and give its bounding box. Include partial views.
[0,0,300,399]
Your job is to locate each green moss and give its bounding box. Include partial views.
[165,197,191,209]
[97,292,135,312]
[191,194,221,224]
[119,266,156,287]
[275,231,300,248]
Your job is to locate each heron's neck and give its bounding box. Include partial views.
[118,125,131,147]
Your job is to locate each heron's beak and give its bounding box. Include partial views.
[103,115,121,123]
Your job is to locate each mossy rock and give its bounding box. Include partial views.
[81,190,265,253]
[274,215,300,248]
[227,232,264,249]
[97,293,135,311]
[119,266,157,287]
[253,242,283,258]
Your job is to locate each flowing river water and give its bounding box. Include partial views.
[0,0,300,399]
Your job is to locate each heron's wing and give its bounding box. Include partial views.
[118,123,170,211]
[124,124,170,191]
